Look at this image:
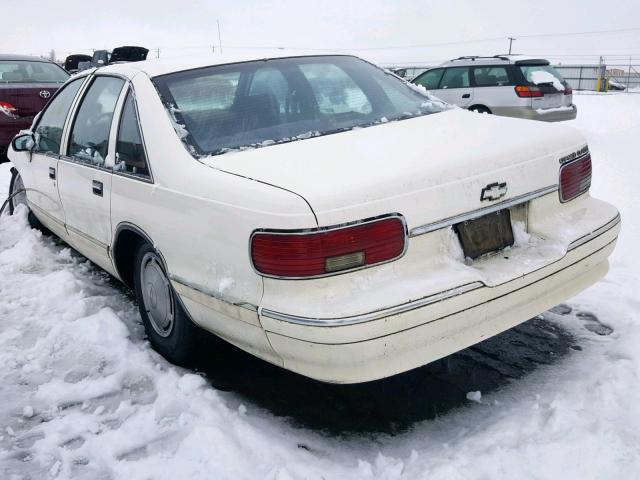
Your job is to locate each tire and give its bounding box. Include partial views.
[133,242,203,366]
[8,168,45,230]
[469,106,491,114]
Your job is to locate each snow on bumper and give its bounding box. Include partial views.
[260,213,620,383]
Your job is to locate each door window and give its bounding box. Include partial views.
[414,69,444,90]
[33,78,85,154]
[68,76,125,166]
[472,66,510,87]
[440,68,470,89]
[115,92,150,178]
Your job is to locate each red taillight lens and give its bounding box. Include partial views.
[0,101,17,116]
[564,85,573,95]
[515,85,543,98]
[251,217,406,278]
[560,155,592,202]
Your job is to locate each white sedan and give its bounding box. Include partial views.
[7,52,620,383]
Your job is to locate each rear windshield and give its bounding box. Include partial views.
[0,60,69,84]
[153,55,446,157]
[519,64,567,90]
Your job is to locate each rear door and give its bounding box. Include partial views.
[26,77,86,237]
[470,65,514,109]
[58,75,126,271]
[434,67,473,107]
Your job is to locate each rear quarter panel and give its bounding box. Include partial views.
[112,73,316,313]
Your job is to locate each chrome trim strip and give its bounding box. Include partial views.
[30,202,65,228]
[260,282,483,326]
[169,274,258,312]
[66,224,109,250]
[567,213,621,251]
[409,185,558,237]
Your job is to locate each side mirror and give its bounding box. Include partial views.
[12,133,35,152]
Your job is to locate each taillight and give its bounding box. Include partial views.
[514,85,543,98]
[560,155,591,202]
[251,216,406,278]
[0,101,17,116]
[564,85,573,95]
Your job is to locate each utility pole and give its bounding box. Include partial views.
[507,37,516,55]
[217,20,223,54]
[627,56,632,92]
[156,47,160,59]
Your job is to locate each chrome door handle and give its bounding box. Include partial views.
[49,167,55,179]
[92,180,103,196]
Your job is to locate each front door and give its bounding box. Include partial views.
[27,77,86,237]
[434,67,474,108]
[58,76,126,272]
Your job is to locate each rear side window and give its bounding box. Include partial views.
[68,76,125,166]
[33,78,85,154]
[472,66,510,87]
[440,67,470,89]
[414,69,444,90]
[115,92,150,178]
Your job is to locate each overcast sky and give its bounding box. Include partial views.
[4,0,640,66]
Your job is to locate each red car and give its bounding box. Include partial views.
[0,54,69,163]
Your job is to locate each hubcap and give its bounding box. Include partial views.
[11,173,27,210]
[140,252,174,337]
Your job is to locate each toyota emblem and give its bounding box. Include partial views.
[39,90,51,99]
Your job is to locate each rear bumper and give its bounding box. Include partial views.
[493,104,577,122]
[260,213,619,383]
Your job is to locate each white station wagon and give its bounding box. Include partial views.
[8,52,620,383]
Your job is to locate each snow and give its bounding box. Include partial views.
[1,93,639,479]
[536,105,575,114]
[530,70,565,92]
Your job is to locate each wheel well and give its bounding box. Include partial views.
[112,228,148,289]
[469,104,492,113]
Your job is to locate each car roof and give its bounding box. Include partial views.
[437,55,550,67]
[97,49,349,78]
[0,53,57,63]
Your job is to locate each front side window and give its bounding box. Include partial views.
[472,66,510,87]
[33,78,85,154]
[0,61,69,84]
[115,92,150,178]
[68,76,125,166]
[414,69,444,90]
[153,55,446,157]
[440,67,470,89]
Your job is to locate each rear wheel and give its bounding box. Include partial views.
[8,168,44,230]
[469,105,491,114]
[133,242,204,366]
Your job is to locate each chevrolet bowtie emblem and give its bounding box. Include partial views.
[480,182,508,201]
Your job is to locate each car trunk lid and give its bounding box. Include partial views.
[205,109,585,231]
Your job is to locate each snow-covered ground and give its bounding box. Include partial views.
[1,94,639,479]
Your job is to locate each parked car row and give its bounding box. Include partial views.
[7,51,619,383]
[1,47,149,162]
[412,55,577,122]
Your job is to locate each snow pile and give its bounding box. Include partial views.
[0,93,639,479]
[530,70,565,92]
